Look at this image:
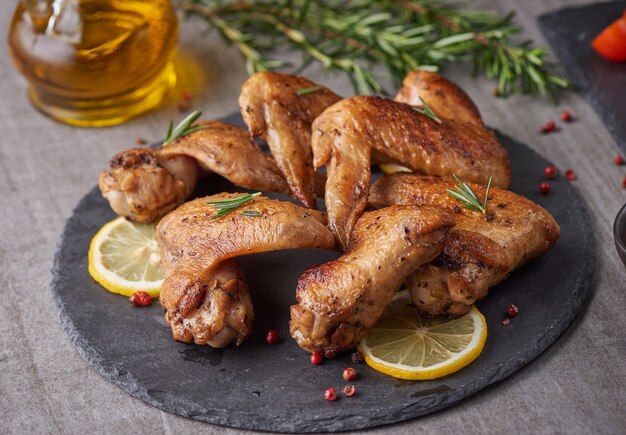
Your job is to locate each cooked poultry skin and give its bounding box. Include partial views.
[99,121,290,223]
[369,174,560,316]
[290,206,454,356]
[240,72,342,209]
[312,90,510,248]
[157,193,337,347]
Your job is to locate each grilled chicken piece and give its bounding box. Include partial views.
[99,121,290,223]
[290,206,454,355]
[157,194,337,347]
[369,174,560,316]
[312,74,510,248]
[240,72,342,209]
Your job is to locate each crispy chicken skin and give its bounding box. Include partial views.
[312,73,510,248]
[369,174,560,316]
[99,121,290,223]
[290,206,454,355]
[157,194,337,347]
[240,72,342,209]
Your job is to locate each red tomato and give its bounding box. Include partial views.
[592,14,626,62]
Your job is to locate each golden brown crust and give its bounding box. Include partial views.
[240,72,341,208]
[289,206,454,355]
[369,174,560,315]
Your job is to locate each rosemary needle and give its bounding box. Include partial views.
[446,174,493,214]
[412,97,442,123]
[163,111,211,146]
[295,86,323,96]
[207,193,261,219]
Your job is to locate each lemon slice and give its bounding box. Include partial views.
[379,163,412,175]
[358,290,487,380]
[88,217,165,297]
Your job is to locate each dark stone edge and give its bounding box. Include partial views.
[50,133,596,433]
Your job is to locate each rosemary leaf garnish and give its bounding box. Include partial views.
[412,97,442,123]
[295,86,323,96]
[447,174,493,214]
[163,111,210,146]
[241,210,261,216]
[207,193,261,220]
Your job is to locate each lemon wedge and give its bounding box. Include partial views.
[358,290,487,380]
[379,163,412,175]
[88,217,165,297]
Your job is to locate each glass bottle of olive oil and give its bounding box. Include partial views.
[8,0,179,127]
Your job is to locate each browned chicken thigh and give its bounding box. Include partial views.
[290,206,454,355]
[312,73,510,248]
[99,121,290,223]
[240,72,342,208]
[157,194,337,347]
[369,174,560,316]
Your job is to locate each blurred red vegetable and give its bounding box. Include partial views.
[591,12,626,62]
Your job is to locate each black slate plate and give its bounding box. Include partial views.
[539,0,626,152]
[52,113,595,432]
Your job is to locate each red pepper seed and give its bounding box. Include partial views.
[135,137,147,145]
[565,169,577,181]
[614,155,624,166]
[544,165,557,179]
[129,291,151,306]
[623,176,626,188]
[266,329,279,345]
[539,182,550,195]
[540,120,556,134]
[506,304,519,317]
[311,352,323,365]
[343,367,357,382]
[324,388,337,401]
[502,318,511,326]
[342,385,356,397]
[560,111,573,122]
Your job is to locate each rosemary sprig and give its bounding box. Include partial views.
[295,86,323,96]
[207,192,261,219]
[412,96,442,123]
[447,174,492,214]
[163,111,210,146]
[176,0,570,101]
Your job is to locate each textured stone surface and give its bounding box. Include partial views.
[51,118,595,432]
[539,0,626,152]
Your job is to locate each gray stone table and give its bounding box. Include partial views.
[0,0,624,433]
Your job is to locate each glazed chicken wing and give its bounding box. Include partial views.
[290,206,454,355]
[369,174,560,316]
[157,194,337,347]
[240,72,342,208]
[312,73,510,248]
[99,121,290,223]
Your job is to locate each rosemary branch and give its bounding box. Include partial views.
[447,174,492,214]
[176,0,570,100]
[207,192,261,219]
[412,96,441,123]
[163,111,210,146]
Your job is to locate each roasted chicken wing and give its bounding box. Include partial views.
[157,194,337,347]
[369,174,560,316]
[312,74,510,248]
[99,121,290,223]
[290,206,454,355]
[240,72,341,208]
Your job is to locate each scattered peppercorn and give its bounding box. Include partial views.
[560,111,573,122]
[129,291,151,306]
[565,169,577,181]
[311,352,323,365]
[342,385,356,397]
[614,155,624,166]
[324,388,337,401]
[266,329,279,345]
[343,367,357,381]
[539,182,550,195]
[502,318,511,326]
[135,137,147,145]
[351,351,364,364]
[506,304,519,317]
[540,120,556,134]
[623,176,626,188]
[544,165,557,179]
[182,91,193,103]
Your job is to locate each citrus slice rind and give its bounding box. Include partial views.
[88,217,164,297]
[357,290,487,380]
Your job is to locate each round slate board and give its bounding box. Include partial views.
[52,113,595,432]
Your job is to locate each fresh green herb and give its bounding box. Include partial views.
[241,210,261,216]
[207,192,262,219]
[295,86,323,96]
[447,174,492,214]
[163,111,210,146]
[412,96,442,123]
[177,0,570,101]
